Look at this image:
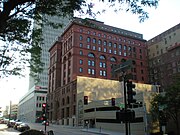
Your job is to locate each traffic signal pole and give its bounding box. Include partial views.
[122,73,128,135]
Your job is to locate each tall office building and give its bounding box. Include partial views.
[147,23,180,90]
[18,16,71,122]
[48,17,149,125]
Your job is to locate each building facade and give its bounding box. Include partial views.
[147,23,180,90]
[18,16,71,123]
[47,18,149,125]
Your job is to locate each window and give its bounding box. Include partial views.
[79,67,83,73]
[98,33,101,37]
[104,41,107,46]
[103,71,106,76]
[88,60,95,66]
[100,70,102,76]
[103,63,106,68]
[79,43,83,47]
[109,50,112,53]
[114,50,117,54]
[87,37,91,42]
[93,38,96,44]
[92,61,95,66]
[119,51,122,55]
[99,55,106,60]
[114,43,117,48]
[128,46,131,51]
[119,44,122,49]
[86,45,90,49]
[99,62,106,68]
[140,62,143,66]
[98,39,102,45]
[92,69,95,75]
[88,53,95,58]
[110,57,116,62]
[92,46,96,50]
[124,45,127,50]
[98,47,101,51]
[139,49,142,53]
[88,69,91,74]
[100,70,106,76]
[79,28,83,32]
[124,52,127,56]
[99,62,102,68]
[79,35,83,40]
[133,47,136,52]
[79,50,83,55]
[104,34,106,38]
[88,68,95,75]
[104,48,107,52]
[79,60,83,65]
[109,42,112,47]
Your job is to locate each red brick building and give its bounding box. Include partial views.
[47,17,148,125]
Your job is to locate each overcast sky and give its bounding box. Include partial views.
[0,0,180,109]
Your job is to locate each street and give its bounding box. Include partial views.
[0,123,99,135]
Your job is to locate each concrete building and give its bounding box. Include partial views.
[147,23,180,90]
[47,17,150,128]
[18,16,71,122]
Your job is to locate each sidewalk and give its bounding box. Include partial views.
[82,128,125,135]
[50,124,124,135]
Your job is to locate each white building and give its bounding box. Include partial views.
[18,16,71,122]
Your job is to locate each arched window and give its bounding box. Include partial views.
[88,53,95,58]
[104,41,107,46]
[98,39,102,45]
[109,42,112,47]
[87,37,91,43]
[99,55,106,60]
[110,57,116,62]
[92,38,96,44]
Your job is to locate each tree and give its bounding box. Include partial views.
[0,0,159,79]
[150,74,180,135]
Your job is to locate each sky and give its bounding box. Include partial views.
[0,0,180,109]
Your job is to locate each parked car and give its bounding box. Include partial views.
[14,121,22,130]
[42,121,49,126]
[17,123,30,132]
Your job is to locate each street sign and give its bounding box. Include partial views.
[111,60,133,76]
[118,103,125,108]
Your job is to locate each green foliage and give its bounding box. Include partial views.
[150,74,180,134]
[0,0,159,79]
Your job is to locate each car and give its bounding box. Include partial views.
[17,123,30,132]
[14,121,22,130]
[42,121,49,126]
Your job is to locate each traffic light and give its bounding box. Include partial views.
[46,104,50,112]
[84,96,88,105]
[42,103,46,114]
[111,98,115,106]
[127,80,136,105]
